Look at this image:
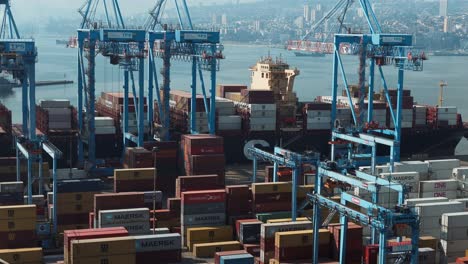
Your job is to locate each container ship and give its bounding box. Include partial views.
[152,56,468,162]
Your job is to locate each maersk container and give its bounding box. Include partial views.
[99,208,150,226]
[134,233,181,252]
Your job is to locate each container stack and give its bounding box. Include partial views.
[186,226,233,252]
[99,208,150,235]
[181,190,226,247]
[328,222,363,263]
[236,101,277,132]
[252,182,292,214]
[134,233,182,263]
[304,103,332,130]
[362,102,387,127]
[414,201,464,238]
[216,98,241,132]
[54,179,105,233]
[36,99,78,167]
[414,105,428,126]
[380,171,420,198]
[123,147,153,168]
[216,84,246,98]
[437,106,458,126]
[452,167,468,195]
[152,206,180,231]
[63,227,129,264]
[0,103,12,156]
[226,185,252,225]
[182,134,226,185]
[175,175,223,198]
[0,181,23,206]
[419,179,458,199]
[440,212,468,263]
[260,220,313,264]
[150,141,178,195]
[0,205,36,249]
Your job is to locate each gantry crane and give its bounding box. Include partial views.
[0,1,62,235]
[307,1,424,263]
[146,0,224,141]
[248,146,320,221]
[77,0,147,172]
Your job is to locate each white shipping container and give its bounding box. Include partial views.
[441,212,468,227]
[420,191,457,199]
[307,110,331,118]
[441,226,468,241]
[415,201,463,217]
[99,208,150,225]
[405,197,449,207]
[134,233,181,252]
[419,216,442,229]
[249,117,276,126]
[425,159,460,171]
[429,170,452,180]
[40,99,70,108]
[250,123,276,131]
[437,106,457,114]
[440,239,468,256]
[250,110,276,118]
[419,179,458,192]
[395,161,430,176]
[248,104,276,112]
[453,198,468,211]
[307,116,331,123]
[95,117,115,127]
[46,108,71,116]
[453,167,468,180]
[380,172,420,192]
[95,126,116,135]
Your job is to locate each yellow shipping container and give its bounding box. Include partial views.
[419,236,438,250]
[193,241,242,258]
[0,248,42,263]
[466,249,468,257]
[252,182,292,194]
[114,168,155,181]
[71,237,136,259]
[0,205,36,219]
[297,185,314,198]
[56,192,97,204]
[0,163,50,176]
[71,254,136,264]
[0,219,36,232]
[267,217,309,224]
[187,226,233,251]
[275,229,330,248]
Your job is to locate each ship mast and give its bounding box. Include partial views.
[439,80,448,107]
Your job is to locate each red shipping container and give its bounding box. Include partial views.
[181,189,226,205]
[182,134,224,155]
[456,257,468,264]
[364,244,379,264]
[94,192,145,220]
[167,198,181,213]
[214,250,249,264]
[176,175,222,197]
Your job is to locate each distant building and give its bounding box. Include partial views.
[357,8,364,18]
[444,16,452,33]
[221,14,228,25]
[304,5,311,22]
[254,20,261,32]
[440,0,448,17]
[212,14,218,25]
[295,16,304,29]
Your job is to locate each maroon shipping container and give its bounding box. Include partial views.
[240,89,275,104]
[329,223,363,263]
[124,147,153,168]
[227,185,251,216]
[182,134,224,155]
[176,175,222,198]
[244,244,260,257]
[0,230,36,249]
[181,189,226,205]
[136,250,181,264]
[57,213,89,225]
[304,102,332,111]
[254,202,291,213]
[114,179,155,193]
[214,250,249,264]
[94,192,145,220]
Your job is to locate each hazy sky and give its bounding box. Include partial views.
[10,0,239,22]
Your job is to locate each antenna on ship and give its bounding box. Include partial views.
[439,80,448,107]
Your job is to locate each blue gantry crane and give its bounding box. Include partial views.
[146,0,224,141]
[77,0,147,172]
[248,146,320,221]
[0,0,62,235]
[306,1,425,263]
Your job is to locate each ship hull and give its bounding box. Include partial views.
[227,128,467,163]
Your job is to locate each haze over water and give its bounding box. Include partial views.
[1,35,467,154]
